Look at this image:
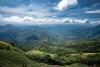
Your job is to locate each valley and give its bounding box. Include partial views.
[0,24,100,67]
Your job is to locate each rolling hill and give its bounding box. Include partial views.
[0,41,53,67]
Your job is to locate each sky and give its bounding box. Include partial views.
[0,0,100,24]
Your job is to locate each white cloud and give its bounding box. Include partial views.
[61,18,90,23]
[0,15,59,24]
[85,9,100,14]
[0,15,91,24]
[23,16,34,22]
[55,0,78,11]
[2,16,23,22]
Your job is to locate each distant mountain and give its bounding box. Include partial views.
[87,24,100,38]
[71,24,100,39]
[0,24,99,46]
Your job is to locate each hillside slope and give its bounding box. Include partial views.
[0,41,33,67]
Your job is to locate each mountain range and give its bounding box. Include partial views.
[0,24,99,45]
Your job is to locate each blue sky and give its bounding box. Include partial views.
[0,0,100,24]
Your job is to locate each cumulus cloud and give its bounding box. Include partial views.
[61,18,90,23]
[0,15,91,24]
[0,15,32,23]
[0,15,59,24]
[55,0,78,11]
[23,16,34,22]
[2,16,23,22]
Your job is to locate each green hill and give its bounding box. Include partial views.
[0,41,35,67]
[0,40,100,67]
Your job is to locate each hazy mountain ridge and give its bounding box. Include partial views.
[0,24,99,45]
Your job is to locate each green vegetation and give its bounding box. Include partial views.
[0,41,11,50]
[0,39,100,67]
[0,41,42,67]
[0,24,100,67]
[24,39,100,66]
